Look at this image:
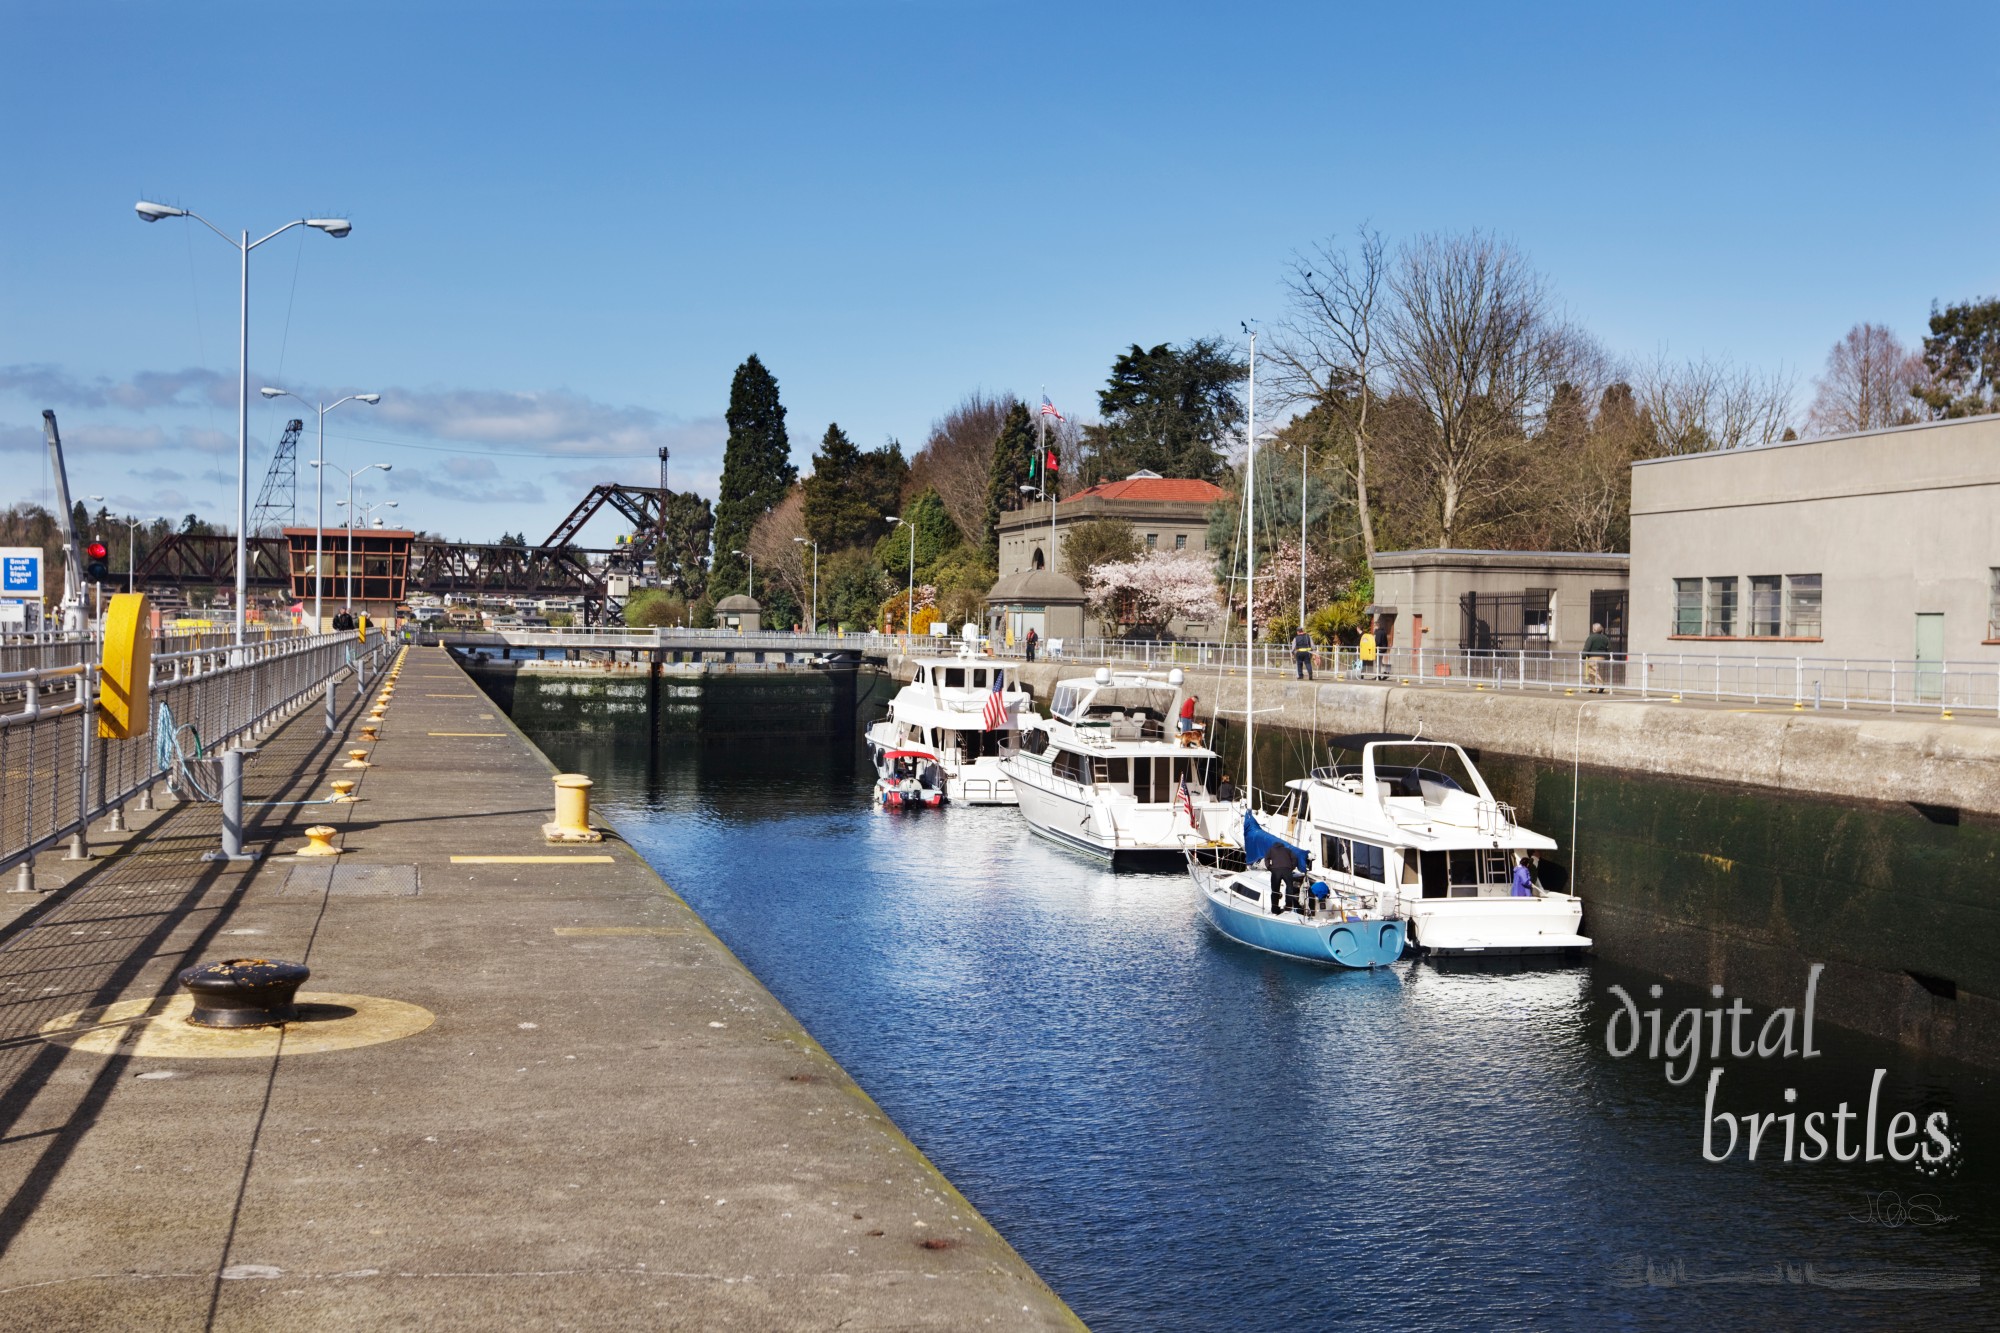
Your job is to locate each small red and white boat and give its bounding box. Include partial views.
[874,749,947,810]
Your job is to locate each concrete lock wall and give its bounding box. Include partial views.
[1630,414,2000,663]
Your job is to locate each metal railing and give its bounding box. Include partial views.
[0,630,391,887]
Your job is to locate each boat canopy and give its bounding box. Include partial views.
[879,748,939,763]
[1241,811,1311,870]
[1050,679,1176,723]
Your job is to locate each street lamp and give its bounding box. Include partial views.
[731,549,753,599]
[262,386,381,629]
[136,200,352,645]
[792,536,819,633]
[1265,430,1305,629]
[314,461,392,609]
[86,498,142,594]
[885,515,914,632]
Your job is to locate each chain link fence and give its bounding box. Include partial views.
[0,631,390,884]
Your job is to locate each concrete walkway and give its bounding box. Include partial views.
[0,646,1080,1330]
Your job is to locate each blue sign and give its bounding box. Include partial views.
[1,548,43,597]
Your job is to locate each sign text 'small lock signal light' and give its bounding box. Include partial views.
[85,541,109,582]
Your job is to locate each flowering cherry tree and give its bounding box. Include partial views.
[1251,537,1349,635]
[1086,550,1222,630]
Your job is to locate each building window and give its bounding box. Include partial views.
[1522,588,1553,640]
[1748,576,1782,637]
[1705,577,1736,637]
[1673,579,1702,635]
[1785,575,1822,638]
[1146,533,1158,550]
[1175,533,1187,550]
[1030,547,1044,570]
[1991,569,2000,640]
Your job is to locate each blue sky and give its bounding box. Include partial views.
[3,0,1994,545]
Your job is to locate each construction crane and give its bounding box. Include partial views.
[40,411,89,632]
[252,418,304,533]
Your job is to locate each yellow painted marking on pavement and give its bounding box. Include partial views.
[451,855,615,864]
[554,926,691,937]
[428,732,507,736]
[426,692,480,697]
[41,992,434,1058]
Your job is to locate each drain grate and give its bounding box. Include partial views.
[282,864,421,897]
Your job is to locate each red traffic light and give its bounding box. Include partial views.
[86,541,109,560]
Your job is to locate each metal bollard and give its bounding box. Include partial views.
[544,773,603,843]
[203,747,260,863]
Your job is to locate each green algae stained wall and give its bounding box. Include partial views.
[466,664,864,738]
[1478,754,2000,1003]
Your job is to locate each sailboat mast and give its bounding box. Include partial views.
[1245,329,1255,803]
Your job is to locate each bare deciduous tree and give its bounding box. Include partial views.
[1637,354,1796,454]
[746,484,808,607]
[905,391,1017,543]
[1381,232,1573,548]
[1805,322,1922,435]
[1266,226,1388,561]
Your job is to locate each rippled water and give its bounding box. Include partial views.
[528,724,2000,1331]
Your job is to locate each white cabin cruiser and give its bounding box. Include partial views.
[1261,734,1590,954]
[866,648,1044,805]
[999,666,1240,866]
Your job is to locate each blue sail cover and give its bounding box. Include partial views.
[1241,811,1311,869]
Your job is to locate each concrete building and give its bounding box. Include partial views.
[991,472,1226,637]
[714,593,761,631]
[1370,549,1631,656]
[985,569,1089,645]
[1628,414,2000,665]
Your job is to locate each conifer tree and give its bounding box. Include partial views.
[981,401,1037,566]
[802,425,906,550]
[712,355,795,596]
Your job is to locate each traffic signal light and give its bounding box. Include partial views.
[85,541,109,582]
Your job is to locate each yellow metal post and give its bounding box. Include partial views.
[97,592,153,739]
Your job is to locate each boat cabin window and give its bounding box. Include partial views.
[1418,848,1514,897]
[1051,750,1092,785]
[1321,836,1386,882]
[973,669,989,687]
[914,667,927,683]
[1229,883,1260,902]
[943,667,965,687]
[1123,755,1210,803]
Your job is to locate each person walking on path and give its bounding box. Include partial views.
[1024,627,1038,663]
[1358,624,1377,681]
[1292,626,1316,680]
[1582,622,1611,693]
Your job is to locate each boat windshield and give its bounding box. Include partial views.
[1324,741,1482,796]
[1050,682,1174,724]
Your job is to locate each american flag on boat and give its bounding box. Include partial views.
[981,669,1009,731]
[1040,394,1064,421]
[1179,780,1198,828]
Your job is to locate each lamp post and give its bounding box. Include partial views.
[262,387,381,629]
[315,461,392,609]
[885,515,914,631]
[731,549,754,599]
[792,536,819,633]
[136,201,352,645]
[86,499,143,594]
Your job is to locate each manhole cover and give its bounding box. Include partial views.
[282,864,420,896]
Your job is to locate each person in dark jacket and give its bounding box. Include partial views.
[1583,622,1612,693]
[1267,840,1299,914]
[1292,627,1316,680]
[1024,627,1038,663]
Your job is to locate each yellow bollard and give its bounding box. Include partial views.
[361,723,380,741]
[344,748,372,769]
[295,825,342,857]
[329,780,359,802]
[1670,693,1682,703]
[1942,708,1955,721]
[544,773,603,843]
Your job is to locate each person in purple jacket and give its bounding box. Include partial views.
[1511,855,1535,896]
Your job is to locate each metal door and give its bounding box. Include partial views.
[1915,613,1945,702]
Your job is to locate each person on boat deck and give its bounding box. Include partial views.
[1511,854,1535,896]
[1178,693,1198,741]
[1266,840,1300,914]
[1217,772,1236,802]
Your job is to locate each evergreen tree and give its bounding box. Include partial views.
[981,401,1037,566]
[654,491,715,598]
[802,426,907,550]
[872,486,962,581]
[1080,337,1245,482]
[712,354,795,596]
[1914,296,2000,419]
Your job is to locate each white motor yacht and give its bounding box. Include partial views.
[1260,734,1591,954]
[1000,666,1240,865]
[865,647,1044,805]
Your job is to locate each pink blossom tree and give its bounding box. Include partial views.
[1252,537,1350,637]
[1086,550,1223,632]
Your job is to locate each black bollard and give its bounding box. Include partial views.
[178,958,311,1028]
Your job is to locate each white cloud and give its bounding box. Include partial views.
[0,364,229,410]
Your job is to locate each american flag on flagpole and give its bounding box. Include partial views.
[1040,394,1064,422]
[1179,780,1198,828]
[981,669,1008,731]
